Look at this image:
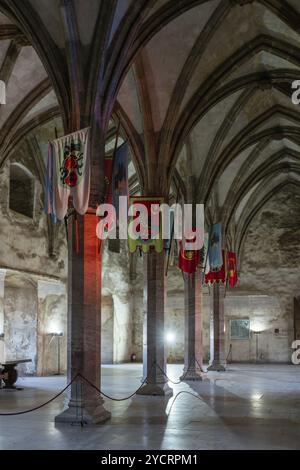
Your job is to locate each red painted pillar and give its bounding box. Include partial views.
[55,210,110,424]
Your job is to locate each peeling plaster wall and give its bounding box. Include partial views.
[0,152,68,375]
[233,186,300,363]
[224,294,289,363]
[0,153,67,279]
[37,280,67,375]
[4,276,37,375]
[101,241,133,363]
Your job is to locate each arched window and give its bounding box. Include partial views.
[9,163,34,218]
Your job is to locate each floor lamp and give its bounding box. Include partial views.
[254,331,261,363]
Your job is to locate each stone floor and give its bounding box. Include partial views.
[0,363,300,450]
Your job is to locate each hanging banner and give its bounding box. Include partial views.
[104,153,114,205]
[208,222,222,271]
[112,142,129,225]
[205,250,226,285]
[200,232,210,272]
[45,127,90,221]
[199,232,210,283]
[178,236,200,274]
[228,251,238,288]
[128,196,164,253]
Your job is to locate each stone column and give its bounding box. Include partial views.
[207,282,226,371]
[0,269,6,363]
[55,210,110,424]
[181,270,204,381]
[137,250,172,396]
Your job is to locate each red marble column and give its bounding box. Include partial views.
[180,270,205,381]
[207,282,226,371]
[55,210,110,424]
[137,250,172,396]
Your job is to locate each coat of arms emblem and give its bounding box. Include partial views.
[60,140,84,188]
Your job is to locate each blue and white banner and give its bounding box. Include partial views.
[208,223,223,271]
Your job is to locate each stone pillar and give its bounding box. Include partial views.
[55,211,110,424]
[137,251,172,396]
[0,269,6,363]
[207,282,226,371]
[181,270,204,381]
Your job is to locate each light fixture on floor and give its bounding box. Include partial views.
[51,332,64,375]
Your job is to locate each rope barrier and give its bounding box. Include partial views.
[0,359,207,416]
[0,374,79,416]
[77,362,156,401]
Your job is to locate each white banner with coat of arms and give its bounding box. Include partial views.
[45,127,90,221]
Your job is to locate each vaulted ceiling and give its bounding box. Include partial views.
[0,0,299,258]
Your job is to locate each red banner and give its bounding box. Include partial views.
[228,251,238,288]
[205,250,226,285]
[178,240,199,274]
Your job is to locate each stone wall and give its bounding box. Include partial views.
[224,294,290,363]
[233,185,300,363]
[37,280,67,375]
[1,144,298,369]
[101,241,133,363]
[0,150,68,375]
[128,187,299,364]
[4,275,38,375]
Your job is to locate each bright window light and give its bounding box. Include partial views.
[166,332,176,344]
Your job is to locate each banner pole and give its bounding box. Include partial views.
[224,251,229,298]
[165,184,179,276]
[202,226,212,286]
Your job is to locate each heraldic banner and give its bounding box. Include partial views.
[45,127,90,221]
[178,237,200,274]
[112,142,129,224]
[128,196,164,253]
[208,222,223,271]
[205,250,226,285]
[228,251,238,288]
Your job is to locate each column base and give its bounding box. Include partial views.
[207,361,226,372]
[180,369,205,381]
[55,398,111,425]
[136,382,173,396]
